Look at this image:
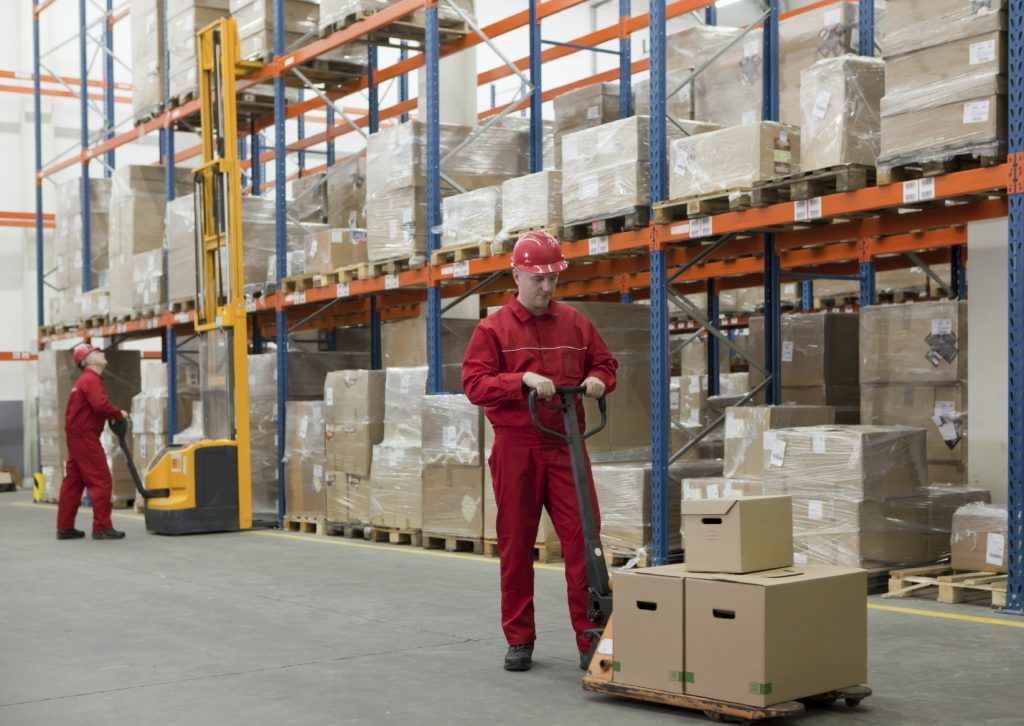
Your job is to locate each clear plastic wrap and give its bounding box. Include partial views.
[283,400,326,516]
[53,177,110,294]
[441,186,502,248]
[678,335,729,378]
[131,250,165,309]
[800,56,884,171]
[326,420,383,478]
[167,2,230,100]
[247,354,279,512]
[860,301,968,384]
[318,0,472,33]
[379,315,477,371]
[764,425,927,501]
[500,171,562,236]
[239,196,321,292]
[367,443,422,529]
[883,0,1007,58]
[323,369,385,424]
[668,122,800,201]
[382,366,429,445]
[166,194,200,304]
[421,393,482,466]
[325,153,367,229]
[723,405,836,480]
[231,0,316,49]
[860,383,967,467]
[687,25,763,126]
[130,0,164,120]
[632,70,695,120]
[951,502,1008,572]
[290,171,328,223]
[681,476,763,502]
[747,313,860,390]
[421,464,484,538]
[677,372,749,430]
[552,82,620,138]
[885,30,1005,97]
[80,288,111,320]
[928,486,992,558]
[366,186,426,262]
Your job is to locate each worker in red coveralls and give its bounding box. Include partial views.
[462,231,617,673]
[55,343,128,541]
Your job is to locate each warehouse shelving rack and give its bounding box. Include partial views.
[30,0,1021,613]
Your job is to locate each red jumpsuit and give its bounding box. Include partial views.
[462,296,617,652]
[57,368,124,532]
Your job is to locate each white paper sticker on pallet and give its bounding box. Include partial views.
[986,533,1005,567]
[969,39,996,65]
[963,100,990,124]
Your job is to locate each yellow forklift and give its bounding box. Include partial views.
[113,18,252,535]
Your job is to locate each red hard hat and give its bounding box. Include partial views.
[510,230,567,274]
[73,343,99,368]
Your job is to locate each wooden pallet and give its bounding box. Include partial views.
[319,7,468,46]
[430,240,492,265]
[884,565,1008,608]
[422,532,484,555]
[877,149,1004,187]
[563,207,650,242]
[280,273,321,292]
[750,164,875,206]
[358,255,424,280]
[169,299,196,314]
[132,102,164,128]
[82,315,108,329]
[481,538,563,563]
[130,306,166,320]
[283,514,327,535]
[325,522,422,546]
[502,225,565,244]
[652,189,753,223]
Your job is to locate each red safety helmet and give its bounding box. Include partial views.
[510,230,568,274]
[73,343,99,368]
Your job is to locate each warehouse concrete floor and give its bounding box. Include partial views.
[1,492,1022,726]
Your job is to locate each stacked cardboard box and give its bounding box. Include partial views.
[668,122,799,201]
[421,394,484,539]
[379,314,477,392]
[318,0,471,34]
[951,502,1008,573]
[364,367,428,530]
[37,350,141,505]
[108,166,193,317]
[500,171,562,236]
[860,301,968,485]
[130,0,165,122]
[323,370,385,523]
[693,26,762,127]
[615,497,867,707]
[304,229,368,275]
[763,424,940,568]
[799,55,885,172]
[747,313,860,422]
[879,0,1007,169]
[677,373,750,437]
[283,401,326,517]
[167,1,231,102]
[291,172,329,224]
[129,360,198,475]
[365,121,527,262]
[552,83,619,168]
[326,154,367,229]
[441,186,502,248]
[230,0,367,65]
[51,178,111,326]
[632,70,695,120]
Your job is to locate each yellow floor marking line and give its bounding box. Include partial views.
[867,603,1024,628]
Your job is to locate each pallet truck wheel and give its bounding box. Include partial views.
[845,698,863,708]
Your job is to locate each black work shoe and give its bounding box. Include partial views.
[92,529,126,540]
[504,643,534,672]
[56,529,85,540]
[580,649,593,671]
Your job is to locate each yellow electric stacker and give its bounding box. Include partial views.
[113,18,253,535]
[529,387,871,722]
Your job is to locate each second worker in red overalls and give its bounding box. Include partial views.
[462,231,617,673]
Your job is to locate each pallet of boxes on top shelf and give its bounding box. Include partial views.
[317,0,472,45]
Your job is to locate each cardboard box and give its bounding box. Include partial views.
[325,422,384,477]
[323,369,385,424]
[800,56,885,171]
[860,301,968,384]
[682,477,765,503]
[501,171,562,234]
[926,486,992,560]
[291,171,327,223]
[304,228,367,274]
[633,69,695,120]
[928,461,967,486]
[345,473,373,525]
[553,82,620,139]
[669,123,800,201]
[442,186,502,248]
[685,564,867,707]
[612,565,688,693]
[951,503,1008,573]
[747,313,859,388]
[325,471,348,522]
[860,383,967,462]
[885,30,1006,96]
[325,153,367,229]
[764,425,927,501]
[694,27,763,126]
[421,394,482,467]
[682,496,793,573]
[421,465,484,538]
[369,444,422,530]
[283,401,326,517]
[130,0,165,121]
[883,0,1007,57]
[724,405,836,480]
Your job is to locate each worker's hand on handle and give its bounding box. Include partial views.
[581,376,606,399]
[523,372,556,400]
[120,410,129,421]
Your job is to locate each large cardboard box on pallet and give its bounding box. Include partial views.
[860,301,968,384]
[883,0,1008,59]
[682,496,794,574]
[690,26,763,127]
[800,56,885,172]
[553,82,620,143]
[501,171,563,236]
[323,369,385,424]
[326,153,367,229]
[167,1,231,101]
[421,465,484,539]
[860,383,967,463]
[304,228,367,274]
[130,0,165,122]
[441,186,502,249]
[685,564,867,707]
[724,405,836,481]
[885,30,1007,96]
[668,122,799,202]
[951,502,1008,573]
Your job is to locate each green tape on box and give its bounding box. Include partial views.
[612,661,621,672]
[684,671,695,684]
[669,671,695,683]
[749,681,773,696]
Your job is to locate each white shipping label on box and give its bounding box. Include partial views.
[300,418,309,439]
[813,91,831,119]
[969,39,996,65]
[597,638,614,656]
[673,150,689,176]
[683,484,703,501]
[325,388,334,406]
[460,494,478,522]
[724,412,742,438]
[934,401,956,418]
[986,533,1005,566]
[963,100,990,124]
[579,177,599,200]
[744,41,758,58]
[769,440,787,467]
[308,239,318,258]
[781,341,794,362]
[586,104,600,120]
[399,374,410,394]
[670,390,680,409]
[722,480,733,497]
[931,318,953,335]
[763,430,778,450]
[705,483,720,500]
[794,552,809,565]
[331,229,344,243]
[808,500,825,520]
[442,425,458,449]
[812,433,827,454]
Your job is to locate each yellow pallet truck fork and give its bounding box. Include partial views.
[527,387,872,722]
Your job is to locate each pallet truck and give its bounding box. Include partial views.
[528,386,871,722]
[111,18,255,535]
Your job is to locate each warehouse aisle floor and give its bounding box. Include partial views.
[1,493,1022,726]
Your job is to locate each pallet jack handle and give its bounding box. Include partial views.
[528,387,613,641]
[109,418,170,500]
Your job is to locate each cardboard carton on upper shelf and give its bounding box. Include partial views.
[441,186,502,248]
[500,171,563,235]
[859,301,968,384]
[860,383,967,463]
[884,30,1006,97]
[304,228,368,274]
[883,0,1008,58]
[552,82,620,139]
[723,405,836,481]
[681,495,794,574]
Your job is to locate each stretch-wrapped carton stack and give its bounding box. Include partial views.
[678,24,762,127]
[421,394,484,539]
[747,313,860,422]
[552,83,619,167]
[283,401,326,517]
[379,314,477,392]
[800,56,885,172]
[168,1,231,101]
[879,0,1007,170]
[231,0,367,66]
[860,301,969,485]
[442,187,502,248]
[51,178,111,326]
[323,370,385,523]
[130,0,165,122]
[500,171,562,237]
[318,0,471,34]
[365,121,527,262]
[289,154,367,229]
[129,360,199,477]
[668,122,799,201]
[304,229,368,275]
[108,166,193,317]
[951,502,1008,573]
